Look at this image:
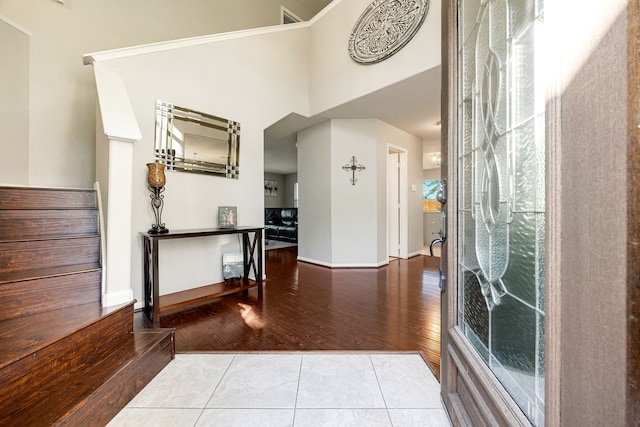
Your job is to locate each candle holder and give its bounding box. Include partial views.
[146,162,169,234]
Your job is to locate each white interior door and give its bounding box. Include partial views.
[388,152,400,258]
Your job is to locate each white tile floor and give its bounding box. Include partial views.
[108,352,451,427]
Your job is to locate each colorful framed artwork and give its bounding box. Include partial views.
[218,206,237,229]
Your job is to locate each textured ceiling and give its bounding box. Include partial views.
[296,0,334,17]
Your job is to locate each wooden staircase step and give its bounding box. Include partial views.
[0,268,101,321]
[0,329,175,426]
[0,302,131,372]
[0,185,175,426]
[0,262,101,285]
[0,236,100,274]
[0,209,98,241]
[0,186,97,210]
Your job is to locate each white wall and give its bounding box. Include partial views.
[0,0,328,188]
[330,120,379,265]
[309,0,441,115]
[423,168,441,180]
[298,119,423,267]
[298,121,333,263]
[0,16,29,186]
[94,26,311,301]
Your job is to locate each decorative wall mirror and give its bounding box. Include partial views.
[154,100,240,178]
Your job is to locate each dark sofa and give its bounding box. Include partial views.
[265,208,298,243]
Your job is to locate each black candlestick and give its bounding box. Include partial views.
[148,185,169,234]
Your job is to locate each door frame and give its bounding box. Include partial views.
[440,0,637,425]
[387,151,400,258]
[439,1,538,423]
[387,144,408,259]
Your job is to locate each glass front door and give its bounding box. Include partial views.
[456,0,545,424]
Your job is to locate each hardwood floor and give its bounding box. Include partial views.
[136,247,442,378]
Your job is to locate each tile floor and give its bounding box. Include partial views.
[108,352,451,427]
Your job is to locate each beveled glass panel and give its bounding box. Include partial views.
[534,116,546,211]
[536,312,545,401]
[457,0,545,424]
[462,31,477,100]
[491,294,536,375]
[513,119,537,211]
[509,0,536,38]
[503,212,536,305]
[512,26,536,126]
[460,0,482,44]
[461,98,474,154]
[462,270,490,362]
[460,152,473,210]
[536,212,545,311]
[460,210,479,268]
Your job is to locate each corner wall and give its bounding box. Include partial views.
[298,119,423,267]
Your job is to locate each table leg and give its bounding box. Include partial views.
[256,231,263,295]
[143,236,152,322]
[151,238,160,326]
[242,233,249,294]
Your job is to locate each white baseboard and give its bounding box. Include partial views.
[102,288,134,307]
[297,256,386,268]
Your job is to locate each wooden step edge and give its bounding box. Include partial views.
[159,279,260,314]
[0,262,102,285]
[61,330,175,426]
[17,330,175,426]
[0,206,98,211]
[0,301,132,372]
[0,232,100,245]
[0,186,97,211]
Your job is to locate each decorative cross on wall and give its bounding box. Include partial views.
[342,156,366,185]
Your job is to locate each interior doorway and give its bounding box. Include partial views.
[387,145,408,260]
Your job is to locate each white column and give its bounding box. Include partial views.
[90,62,142,307]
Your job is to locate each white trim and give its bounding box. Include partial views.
[102,288,134,308]
[92,62,142,142]
[308,0,340,24]
[0,14,32,36]
[281,6,303,24]
[297,256,387,268]
[387,144,409,259]
[407,250,424,258]
[94,181,107,304]
[83,22,309,65]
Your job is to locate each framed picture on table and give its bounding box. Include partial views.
[218,206,237,229]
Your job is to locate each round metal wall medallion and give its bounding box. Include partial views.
[348,0,430,64]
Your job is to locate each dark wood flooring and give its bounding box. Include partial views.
[136,247,442,378]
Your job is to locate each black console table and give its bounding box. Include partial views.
[141,226,263,326]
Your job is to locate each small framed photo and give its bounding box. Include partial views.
[264,180,278,196]
[218,206,237,229]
